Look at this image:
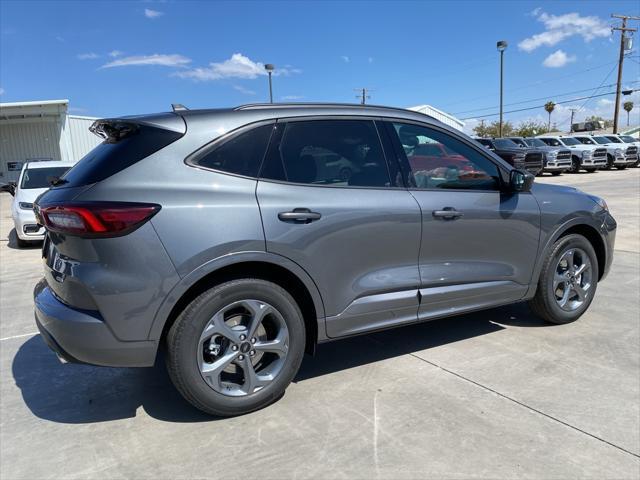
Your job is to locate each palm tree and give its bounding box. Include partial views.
[544,101,555,131]
[623,101,634,126]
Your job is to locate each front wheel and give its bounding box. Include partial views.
[529,234,599,325]
[166,279,306,416]
[616,165,627,170]
[570,157,581,173]
[551,171,562,176]
[585,168,597,173]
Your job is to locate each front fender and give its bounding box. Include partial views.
[146,251,327,342]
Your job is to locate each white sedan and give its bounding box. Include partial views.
[11,160,74,247]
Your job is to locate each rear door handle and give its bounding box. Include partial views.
[278,208,322,223]
[432,208,463,220]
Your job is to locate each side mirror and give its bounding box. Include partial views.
[509,169,534,193]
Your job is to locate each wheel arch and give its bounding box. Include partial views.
[148,253,326,356]
[527,219,607,298]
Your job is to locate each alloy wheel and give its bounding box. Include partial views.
[197,299,289,397]
[553,248,593,312]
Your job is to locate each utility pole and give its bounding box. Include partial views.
[355,88,372,105]
[611,14,639,134]
[569,108,577,132]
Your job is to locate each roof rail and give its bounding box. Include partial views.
[233,102,431,117]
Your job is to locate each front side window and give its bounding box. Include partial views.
[261,120,391,187]
[540,138,560,147]
[391,123,500,190]
[21,167,70,189]
[605,136,622,143]
[194,123,274,177]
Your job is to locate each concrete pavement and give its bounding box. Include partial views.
[1,169,639,479]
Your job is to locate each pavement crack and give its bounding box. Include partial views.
[408,352,640,460]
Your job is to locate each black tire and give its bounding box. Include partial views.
[616,165,627,170]
[166,278,306,416]
[585,168,597,173]
[529,234,599,325]
[570,157,581,173]
[605,154,614,170]
[16,237,31,248]
[551,171,562,176]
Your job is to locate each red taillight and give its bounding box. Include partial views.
[39,202,160,237]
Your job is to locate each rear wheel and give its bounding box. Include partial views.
[585,168,597,173]
[166,279,306,416]
[529,234,598,325]
[551,171,562,176]
[616,165,627,170]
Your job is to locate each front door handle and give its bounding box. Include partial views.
[278,208,322,223]
[432,207,463,220]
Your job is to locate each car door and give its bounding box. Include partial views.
[383,121,541,320]
[256,118,422,338]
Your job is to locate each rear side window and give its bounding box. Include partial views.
[192,123,274,177]
[261,119,391,188]
[60,124,183,187]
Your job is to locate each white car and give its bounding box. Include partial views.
[571,135,629,169]
[537,136,608,173]
[605,134,639,167]
[11,160,74,247]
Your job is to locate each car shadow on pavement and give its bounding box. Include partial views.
[12,303,548,424]
[7,228,42,250]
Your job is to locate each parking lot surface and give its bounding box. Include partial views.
[1,169,639,479]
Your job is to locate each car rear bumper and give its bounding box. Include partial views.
[34,279,157,367]
[12,208,45,241]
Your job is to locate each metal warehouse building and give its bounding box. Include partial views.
[0,99,101,182]
[407,104,465,131]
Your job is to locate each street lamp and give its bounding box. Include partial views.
[497,40,508,137]
[264,64,275,103]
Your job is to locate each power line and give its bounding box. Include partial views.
[461,89,637,120]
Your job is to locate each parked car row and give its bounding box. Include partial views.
[474,134,639,175]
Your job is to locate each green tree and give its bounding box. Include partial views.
[544,101,555,131]
[472,120,513,137]
[512,120,549,137]
[623,101,634,126]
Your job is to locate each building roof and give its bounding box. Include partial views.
[0,99,69,121]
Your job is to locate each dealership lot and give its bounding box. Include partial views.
[1,169,639,479]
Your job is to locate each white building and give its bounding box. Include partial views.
[407,104,465,131]
[0,99,101,182]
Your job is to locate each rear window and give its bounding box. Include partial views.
[59,124,183,187]
[21,167,70,189]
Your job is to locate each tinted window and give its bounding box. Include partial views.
[574,137,595,145]
[61,125,183,188]
[262,120,390,187]
[560,137,580,146]
[494,139,519,149]
[605,136,622,143]
[509,138,526,147]
[195,123,273,177]
[392,123,500,190]
[21,167,70,189]
[540,138,562,147]
[524,138,546,148]
[592,137,611,145]
[620,135,636,143]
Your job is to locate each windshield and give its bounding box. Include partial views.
[509,138,526,147]
[573,137,596,145]
[20,167,70,189]
[605,136,622,143]
[493,138,519,149]
[592,137,612,145]
[524,138,547,147]
[540,138,561,147]
[620,135,636,143]
[560,137,580,146]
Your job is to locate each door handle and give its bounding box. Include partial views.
[432,208,463,220]
[278,208,322,223]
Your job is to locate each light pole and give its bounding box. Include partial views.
[497,40,508,137]
[264,64,274,103]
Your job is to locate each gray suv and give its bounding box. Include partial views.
[33,103,616,416]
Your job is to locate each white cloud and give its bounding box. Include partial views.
[0,87,4,95]
[175,53,301,81]
[101,54,191,68]
[518,10,610,52]
[281,95,304,100]
[77,52,99,60]
[144,8,164,18]
[340,55,350,63]
[108,50,123,58]
[233,85,256,95]
[542,49,576,68]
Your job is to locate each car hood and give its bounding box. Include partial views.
[15,187,49,204]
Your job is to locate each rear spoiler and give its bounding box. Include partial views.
[89,113,187,141]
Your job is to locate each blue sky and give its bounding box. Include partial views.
[1,0,639,132]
